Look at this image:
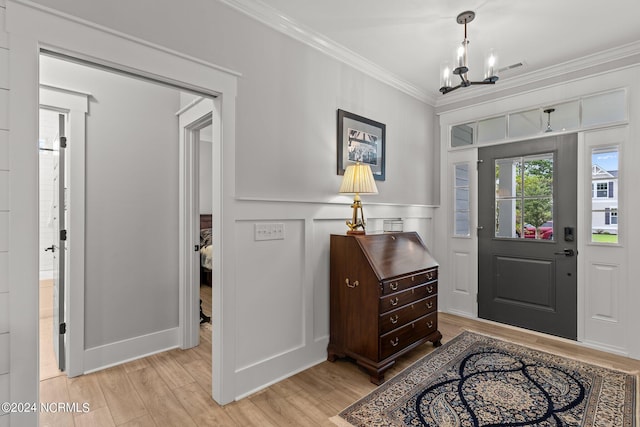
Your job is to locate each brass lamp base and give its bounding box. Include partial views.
[346,194,367,234]
[347,230,366,235]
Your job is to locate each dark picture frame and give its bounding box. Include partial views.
[337,109,386,181]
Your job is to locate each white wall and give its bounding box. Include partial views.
[40,56,182,349]
[26,0,436,206]
[6,0,436,417]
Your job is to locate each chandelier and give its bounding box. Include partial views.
[439,11,498,94]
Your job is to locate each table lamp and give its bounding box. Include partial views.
[339,162,378,234]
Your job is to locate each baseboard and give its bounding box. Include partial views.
[83,327,179,374]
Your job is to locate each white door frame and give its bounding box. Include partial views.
[39,85,89,378]
[8,1,239,408]
[178,97,215,349]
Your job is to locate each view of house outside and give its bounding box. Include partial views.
[591,149,619,243]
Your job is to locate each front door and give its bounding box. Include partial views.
[52,113,67,371]
[478,134,577,340]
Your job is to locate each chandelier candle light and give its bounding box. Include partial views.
[339,162,378,234]
[440,11,499,94]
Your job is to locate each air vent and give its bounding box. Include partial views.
[498,62,524,73]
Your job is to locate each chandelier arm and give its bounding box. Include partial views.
[468,80,497,86]
[440,84,462,94]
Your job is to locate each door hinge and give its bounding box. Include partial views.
[60,230,67,241]
[60,136,67,148]
[59,322,66,335]
[194,244,200,252]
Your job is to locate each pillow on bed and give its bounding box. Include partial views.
[200,228,212,247]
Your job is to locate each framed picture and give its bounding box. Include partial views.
[337,109,386,181]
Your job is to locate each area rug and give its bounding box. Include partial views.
[331,331,636,426]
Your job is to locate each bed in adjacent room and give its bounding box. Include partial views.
[200,214,212,324]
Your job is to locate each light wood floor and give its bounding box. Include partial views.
[39,285,640,426]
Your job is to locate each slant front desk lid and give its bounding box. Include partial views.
[352,232,438,281]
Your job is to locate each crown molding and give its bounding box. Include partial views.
[218,0,434,105]
[435,40,640,109]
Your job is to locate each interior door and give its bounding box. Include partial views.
[52,113,66,371]
[478,134,577,340]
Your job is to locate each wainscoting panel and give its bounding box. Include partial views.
[0,90,7,129]
[0,333,8,374]
[0,372,7,415]
[452,251,471,294]
[0,252,7,293]
[0,292,7,333]
[311,219,348,342]
[234,219,306,371]
[0,130,7,171]
[0,212,7,252]
[583,257,626,353]
[588,263,619,322]
[0,171,7,210]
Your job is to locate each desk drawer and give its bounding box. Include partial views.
[380,283,437,313]
[382,269,437,295]
[379,312,438,360]
[379,295,437,334]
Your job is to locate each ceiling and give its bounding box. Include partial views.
[252,0,640,103]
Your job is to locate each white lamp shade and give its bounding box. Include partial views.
[339,162,378,195]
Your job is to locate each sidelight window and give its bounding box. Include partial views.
[453,163,470,236]
[591,148,619,243]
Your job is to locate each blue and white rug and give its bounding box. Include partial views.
[332,331,636,426]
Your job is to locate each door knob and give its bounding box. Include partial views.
[45,246,55,252]
[554,248,575,256]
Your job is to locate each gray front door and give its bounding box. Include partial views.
[478,134,577,340]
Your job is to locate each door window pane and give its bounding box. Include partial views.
[591,147,619,243]
[495,153,554,240]
[453,163,470,236]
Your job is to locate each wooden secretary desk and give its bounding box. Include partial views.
[328,232,441,384]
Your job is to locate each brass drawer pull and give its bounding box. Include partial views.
[390,297,399,306]
[390,337,399,347]
[390,282,398,291]
[427,321,434,328]
[427,301,433,309]
[427,285,434,293]
[390,315,399,324]
[411,276,415,282]
[345,278,359,288]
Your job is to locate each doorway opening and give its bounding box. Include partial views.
[37,51,220,412]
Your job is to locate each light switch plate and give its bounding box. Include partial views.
[254,223,285,241]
